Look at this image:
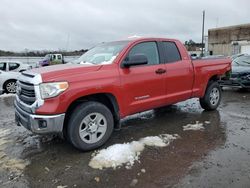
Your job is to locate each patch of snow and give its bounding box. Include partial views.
[94,176,100,182]
[183,121,204,131]
[89,134,178,170]
[57,186,68,188]
[130,178,138,187]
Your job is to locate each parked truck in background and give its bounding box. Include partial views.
[14,38,232,151]
[38,53,64,67]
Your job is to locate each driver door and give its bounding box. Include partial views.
[119,41,167,115]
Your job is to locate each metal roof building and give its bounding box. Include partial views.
[208,23,250,56]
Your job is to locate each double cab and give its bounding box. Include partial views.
[14,38,231,151]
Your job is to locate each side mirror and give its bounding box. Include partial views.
[122,54,148,68]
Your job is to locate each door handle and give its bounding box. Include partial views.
[155,68,166,74]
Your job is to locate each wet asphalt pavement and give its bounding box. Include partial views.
[0,89,250,188]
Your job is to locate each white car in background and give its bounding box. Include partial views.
[0,61,32,72]
[0,70,20,94]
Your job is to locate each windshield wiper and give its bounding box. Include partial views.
[242,60,250,65]
[233,61,240,65]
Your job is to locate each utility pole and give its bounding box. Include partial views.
[201,10,205,57]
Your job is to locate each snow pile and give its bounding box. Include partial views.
[183,121,204,131]
[89,134,178,170]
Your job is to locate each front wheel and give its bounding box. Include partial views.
[67,101,114,151]
[200,81,222,111]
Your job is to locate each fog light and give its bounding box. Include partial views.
[39,120,47,129]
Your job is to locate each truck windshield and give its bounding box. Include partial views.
[74,41,129,65]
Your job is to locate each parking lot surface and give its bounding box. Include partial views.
[0,89,250,188]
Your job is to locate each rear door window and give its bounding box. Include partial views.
[163,42,181,63]
[9,63,20,71]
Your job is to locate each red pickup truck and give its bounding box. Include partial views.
[15,38,231,151]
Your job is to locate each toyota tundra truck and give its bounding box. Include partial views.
[14,38,231,151]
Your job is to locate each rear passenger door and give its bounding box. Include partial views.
[162,41,193,103]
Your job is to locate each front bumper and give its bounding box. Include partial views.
[219,79,250,89]
[14,100,65,134]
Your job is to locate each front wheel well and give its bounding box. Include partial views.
[63,93,120,136]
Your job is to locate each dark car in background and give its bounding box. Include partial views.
[220,55,250,89]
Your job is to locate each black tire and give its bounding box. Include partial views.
[67,101,114,151]
[199,81,222,111]
[4,80,17,93]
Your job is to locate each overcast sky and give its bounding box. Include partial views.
[0,0,250,51]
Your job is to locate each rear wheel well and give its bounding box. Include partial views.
[63,93,120,137]
[4,79,17,85]
[202,75,220,97]
[206,75,220,89]
[208,75,219,82]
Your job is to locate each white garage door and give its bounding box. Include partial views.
[241,45,250,54]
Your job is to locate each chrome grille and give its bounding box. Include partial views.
[17,81,36,105]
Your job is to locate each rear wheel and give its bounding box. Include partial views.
[4,80,17,93]
[67,101,114,151]
[200,81,221,111]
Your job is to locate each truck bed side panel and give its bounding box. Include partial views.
[192,58,231,98]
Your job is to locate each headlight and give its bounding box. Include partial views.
[40,82,69,99]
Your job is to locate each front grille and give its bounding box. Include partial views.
[17,81,36,105]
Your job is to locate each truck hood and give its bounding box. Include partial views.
[28,64,102,82]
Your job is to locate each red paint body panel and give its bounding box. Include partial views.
[33,38,231,119]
